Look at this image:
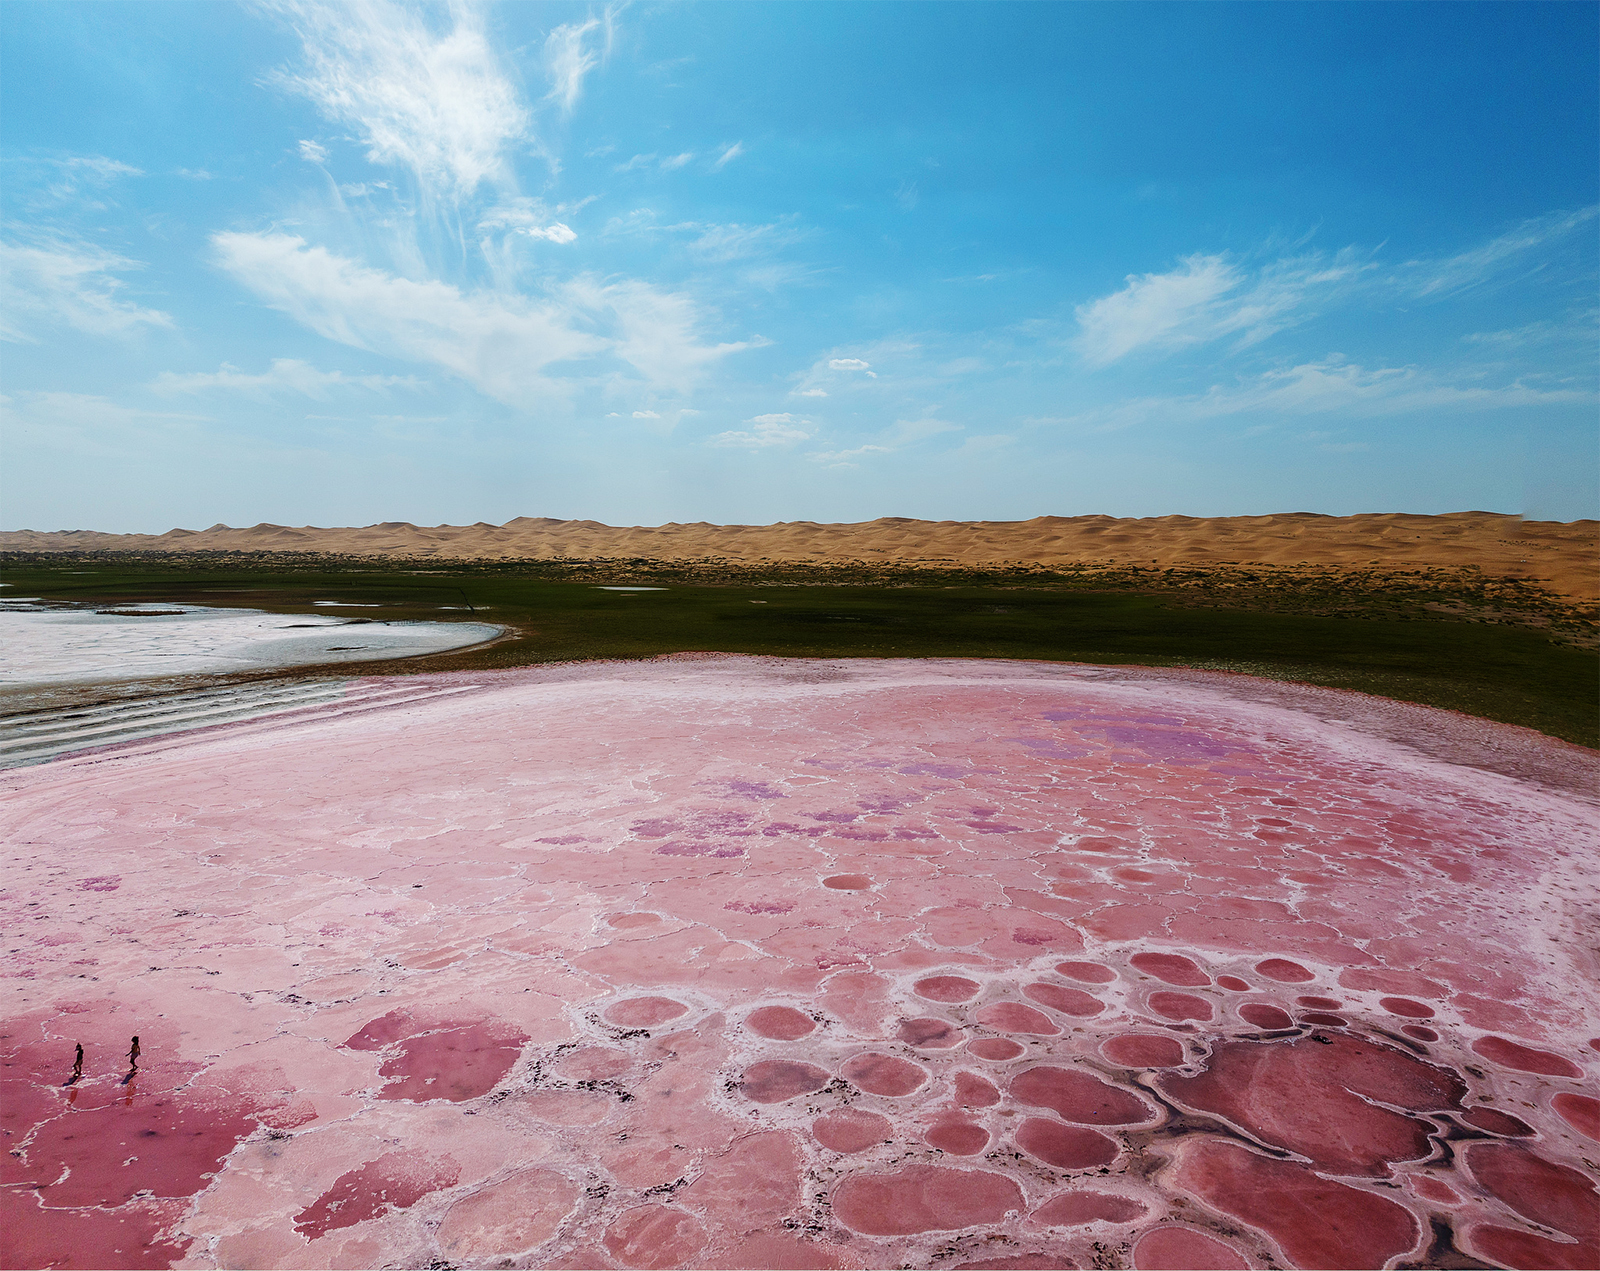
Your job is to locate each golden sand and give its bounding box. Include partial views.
[4,511,1594,601]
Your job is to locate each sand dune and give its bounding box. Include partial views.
[3,511,1595,600]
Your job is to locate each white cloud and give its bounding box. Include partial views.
[0,238,173,342]
[1073,248,1378,366]
[1463,312,1597,350]
[829,357,871,370]
[615,152,697,174]
[1073,254,1240,365]
[1404,205,1599,300]
[564,274,762,396]
[1062,356,1595,431]
[12,153,143,211]
[710,413,812,449]
[267,0,531,202]
[808,443,889,468]
[1074,210,1598,368]
[477,196,593,233]
[54,155,143,181]
[521,222,577,244]
[544,18,602,113]
[713,142,744,169]
[633,409,660,419]
[298,138,329,164]
[150,358,419,398]
[794,388,828,397]
[174,167,214,181]
[213,231,753,404]
[686,219,804,263]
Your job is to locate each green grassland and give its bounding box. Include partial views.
[4,553,1595,747]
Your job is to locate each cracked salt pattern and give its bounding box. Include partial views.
[1,656,1596,1270]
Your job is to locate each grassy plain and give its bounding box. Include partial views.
[3,553,1595,747]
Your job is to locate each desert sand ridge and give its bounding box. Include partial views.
[3,511,1595,600]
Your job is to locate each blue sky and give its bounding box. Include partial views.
[2,0,1595,532]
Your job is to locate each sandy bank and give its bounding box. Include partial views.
[5,511,1595,602]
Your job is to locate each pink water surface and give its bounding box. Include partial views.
[2,656,1596,1271]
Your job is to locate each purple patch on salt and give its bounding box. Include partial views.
[725,780,787,799]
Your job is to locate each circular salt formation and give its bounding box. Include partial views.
[1147,991,1213,1021]
[1462,1106,1535,1137]
[1055,961,1117,983]
[1255,958,1315,983]
[1102,1035,1186,1068]
[842,1052,929,1096]
[953,1071,1001,1107]
[823,874,872,889]
[926,1118,990,1155]
[1130,952,1210,986]
[1380,996,1435,1018]
[813,1108,892,1153]
[745,1006,817,1040]
[604,996,688,1028]
[1023,982,1104,1016]
[740,1060,830,1103]
[897,1017,965,1048]
[968,1038,1026,1061]
[1472,1035,1585,1078]
[976,1002,1060,1035]
[1133,1226,1249,1270]
[1010,1066,1156,1125]
[832,1166,1025,1235]
[1551,1093,1600,1140]
[1015,1117,1119,1169]
[1215,975,1251,991]
[1239,1003,1294,1029]
[914,975,981,1002]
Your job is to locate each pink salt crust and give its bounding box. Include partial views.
[2,656,1597,1271]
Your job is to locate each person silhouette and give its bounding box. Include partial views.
[64,1042,84,1087]
[120,1035,140,1085]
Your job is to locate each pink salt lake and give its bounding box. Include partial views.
[2,656,1597,1271]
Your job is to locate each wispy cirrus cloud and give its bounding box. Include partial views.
[808,443,889,468]
[1059,356,1595,432]
[265,0,531,202]
[151,358,420,397]
[0,237,172,342]
[544,17,606,114]
[1073,250,1369,367]
[713,142,744,169]
[4,152,144,214]
[1401,205,1598,300]
[213,231,755,403]
[1073,208,1599,368]
[709,412,811,448]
